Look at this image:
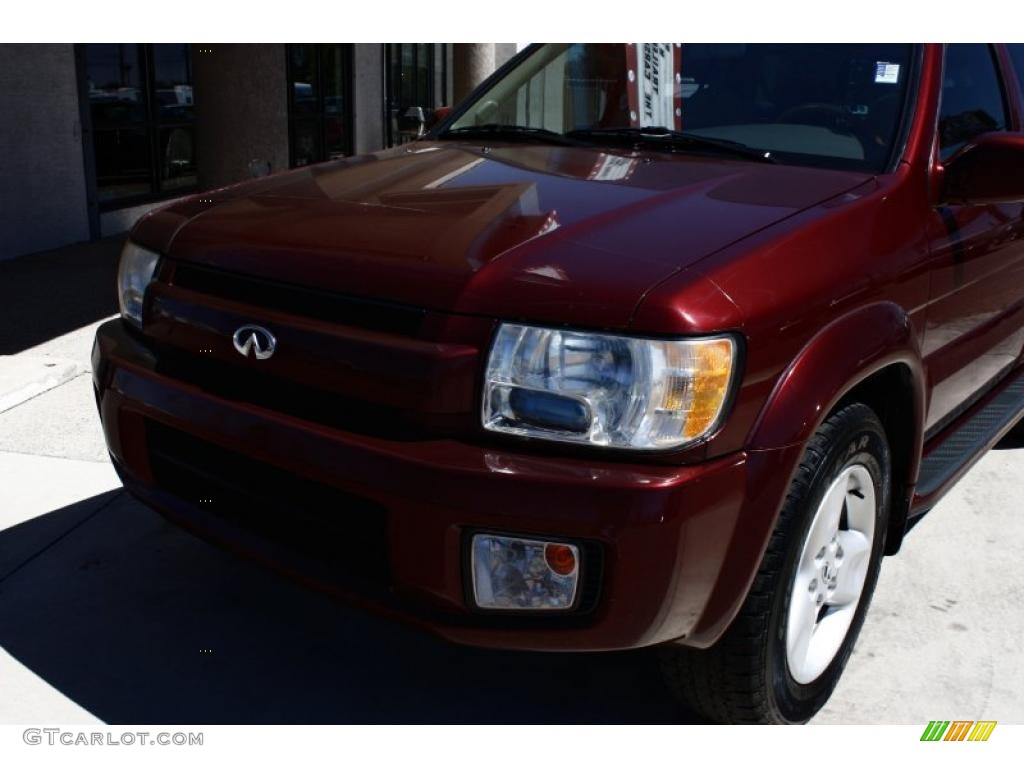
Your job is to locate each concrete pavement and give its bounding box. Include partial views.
[0,241,1022,724]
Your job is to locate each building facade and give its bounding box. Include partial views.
[0,43,517,260]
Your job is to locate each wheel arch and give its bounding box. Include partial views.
[747,301,926,554]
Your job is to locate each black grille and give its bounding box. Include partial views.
[146,421,390,588]
[170,260,426,337]
[152,347,438,441]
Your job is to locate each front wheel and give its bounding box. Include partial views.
[661,403,891,723]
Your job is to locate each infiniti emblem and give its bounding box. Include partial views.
[232,324,277,360]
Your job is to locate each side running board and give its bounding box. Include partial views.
[916,371,1024,499]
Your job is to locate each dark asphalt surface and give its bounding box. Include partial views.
[0,490,702,724]
[0,236,123,356]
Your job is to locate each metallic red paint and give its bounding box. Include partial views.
[93,44,1024,651]
[133,144,872,330]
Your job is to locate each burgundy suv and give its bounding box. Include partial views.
[93,44,1024,723]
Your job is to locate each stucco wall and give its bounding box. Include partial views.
[353,44,385,154]
[0,44,90,260]
[452,44,519,104]
[494,43,519,69]
[192,44,290,189]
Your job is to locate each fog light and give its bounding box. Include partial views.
[471,534,580,610]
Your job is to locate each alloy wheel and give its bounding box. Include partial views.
[785,463,876,685]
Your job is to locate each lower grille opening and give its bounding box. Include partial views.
[145,421,390,589]
[142,421,606,627]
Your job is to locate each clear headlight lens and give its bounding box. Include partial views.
[483,324,736,449]
[117,241,161,327]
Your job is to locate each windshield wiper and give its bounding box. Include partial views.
[442,124,583,146]
[565,126,777,163]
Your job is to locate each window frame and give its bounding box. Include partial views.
[286,44,355,168]
[80,43,198,213]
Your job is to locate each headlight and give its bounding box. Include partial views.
[482,324,737,450]
[117,241,161,327]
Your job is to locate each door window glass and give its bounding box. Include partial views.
[939,44,1008,159]
[1007,44,1024,96]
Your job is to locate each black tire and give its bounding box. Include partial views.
[660,402,891,724]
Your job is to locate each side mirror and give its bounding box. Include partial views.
[427,105,452,130]
[940,132,1024,206]
[398,106,426,138]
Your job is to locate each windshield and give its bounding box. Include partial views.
[445,44,917,173]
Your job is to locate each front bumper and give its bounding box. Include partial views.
[93,318,797,651]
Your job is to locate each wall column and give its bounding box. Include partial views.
[192,44,289,189]
[0,44,90,259]
[352,44,385,154]
[452,44,496,104]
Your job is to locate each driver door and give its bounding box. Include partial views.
[923,44,1024,433]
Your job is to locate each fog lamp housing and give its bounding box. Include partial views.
[470,533,581,611]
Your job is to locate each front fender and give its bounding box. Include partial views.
[683,303,926,646]
[748,301,926,468]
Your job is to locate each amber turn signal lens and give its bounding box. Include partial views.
[681,338,735,439]
[544,543,577,576]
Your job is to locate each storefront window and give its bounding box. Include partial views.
[84,44,195,207]
[386,44,446,146]
[287,44,353,167]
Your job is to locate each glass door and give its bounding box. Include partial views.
[287,44,354,167]
[385,44,441,146]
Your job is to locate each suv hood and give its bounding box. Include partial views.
[135,142,871,328]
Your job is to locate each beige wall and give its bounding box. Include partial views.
[0,44,90,259]
[353,44,385,154]
[192,43,290,190]
[495,43,519,69]
[452,43,521,105]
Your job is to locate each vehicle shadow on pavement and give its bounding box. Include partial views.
[0,236,124,355]
[0,490,704,724]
